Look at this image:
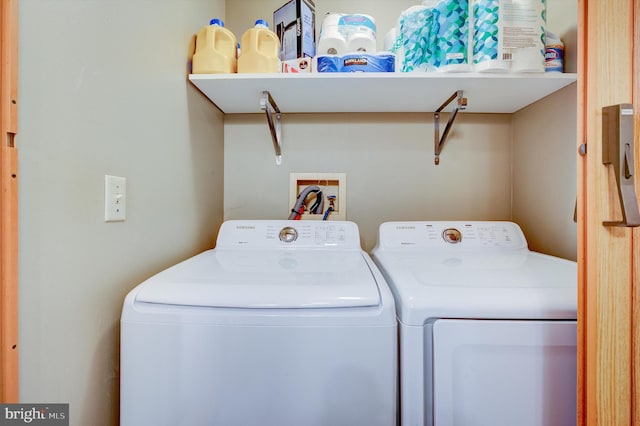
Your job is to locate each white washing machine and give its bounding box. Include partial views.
[371,221,577,426]
[120,220,397,426]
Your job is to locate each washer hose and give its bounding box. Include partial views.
[288,185,324,220]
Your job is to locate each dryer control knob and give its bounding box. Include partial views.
[279,226,298,243]
[442,228,462,244]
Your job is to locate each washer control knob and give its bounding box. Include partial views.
[279,226,298,243]
[442,228,462,244]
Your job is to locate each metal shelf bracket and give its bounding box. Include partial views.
[434,90,467,165]
[260,91,282,165]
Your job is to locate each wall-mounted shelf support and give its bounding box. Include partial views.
[602,103,640,227]
[260,91,282,165]
[434,90,467,165]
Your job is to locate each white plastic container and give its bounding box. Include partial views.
[237,20,281,73]
[192,19,238,74]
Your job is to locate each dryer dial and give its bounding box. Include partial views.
[279,226,299,243]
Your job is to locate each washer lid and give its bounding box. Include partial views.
[134,249,381,309]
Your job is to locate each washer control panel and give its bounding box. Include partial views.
[217,220,359,249]
[377,221,528,250]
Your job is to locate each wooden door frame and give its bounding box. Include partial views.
[578,0,638,424]
[0,0,19,402]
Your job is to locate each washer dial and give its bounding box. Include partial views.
[442,228,462,244]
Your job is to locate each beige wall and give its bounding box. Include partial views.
[512,84,578,261]
[15,0,578,424]
[18,1,225,425]
[512,0,578,261]
[224,0,578,256]
[224,113,513,251]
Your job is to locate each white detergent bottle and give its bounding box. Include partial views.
[238,20,281,73]
[192,19,238,74]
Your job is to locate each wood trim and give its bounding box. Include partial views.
[633,2,640,424]
[0,0,19,402]
[581,0,635,424]
[576,0,588,422]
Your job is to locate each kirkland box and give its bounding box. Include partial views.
[274,0,316,61]
[315,53,395,72]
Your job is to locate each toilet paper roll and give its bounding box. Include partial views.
[317,27,348,55]
[348,31,377,53]
[320,12,342,34]
[340,14,377,53]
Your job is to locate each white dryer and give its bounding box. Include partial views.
[371,221,577,426]
[121,220,397,426]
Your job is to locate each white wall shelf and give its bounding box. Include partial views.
[188,72,577,114]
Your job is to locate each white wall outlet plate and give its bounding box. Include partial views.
[105,175,126,222]
[289,173,346,221]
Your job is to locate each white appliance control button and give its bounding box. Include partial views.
[279,226,298,243]
[442,228,462,244]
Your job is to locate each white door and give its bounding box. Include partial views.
[432,319,576,426]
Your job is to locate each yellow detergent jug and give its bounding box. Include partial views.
[238,20,281,73]
[192,19,237,74]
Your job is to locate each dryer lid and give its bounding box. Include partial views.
[134,249,381,309]
[374,250,577,324]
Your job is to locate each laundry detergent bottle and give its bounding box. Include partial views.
[237,20,281,73]
[192,19,238,74]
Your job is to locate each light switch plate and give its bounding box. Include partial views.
[105,175,126,222]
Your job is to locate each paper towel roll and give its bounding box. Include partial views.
[383,28,398,52]
[434,0,471,72]
[511,47,544,72]
[397,5,439,72]
[472,0,509,72]
[501,0,546,73]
